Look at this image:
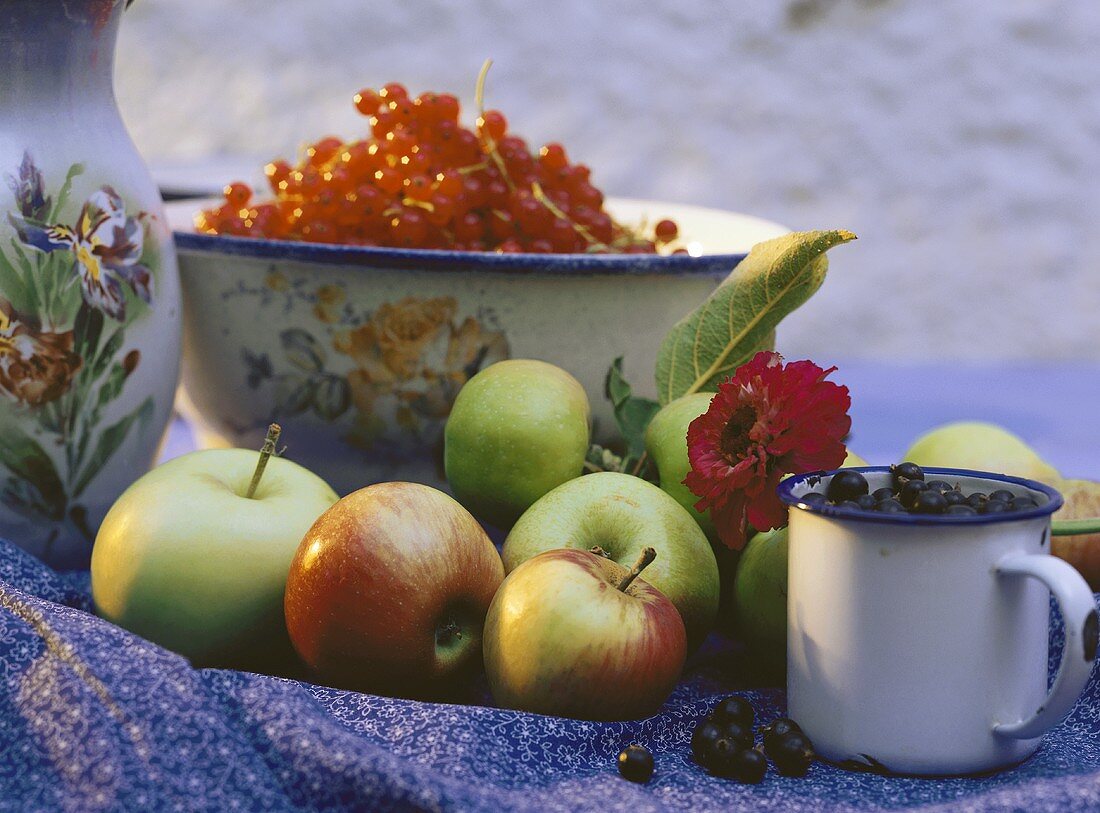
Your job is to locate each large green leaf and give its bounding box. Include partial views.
[604,357,661,461]
[71,397,153,498]
[654,229,856,404]
[0,416,66,519]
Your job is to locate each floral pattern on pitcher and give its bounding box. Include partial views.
[0,151,157,550]
[240,282,509,457]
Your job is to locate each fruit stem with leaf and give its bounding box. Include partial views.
[618,547,657,592]
[246,423,281,499]
[1053,518,1100,536]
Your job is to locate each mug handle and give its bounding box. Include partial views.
[993,552,1098,739]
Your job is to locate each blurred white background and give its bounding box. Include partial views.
[116,0,1100,361]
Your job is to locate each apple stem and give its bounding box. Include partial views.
[246,423,282,499]
[617,547,657,592]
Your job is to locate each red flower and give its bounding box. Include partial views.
[683,351,851,550]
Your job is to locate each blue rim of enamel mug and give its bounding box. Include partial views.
[776,466,1064,526]
[172,230,746,275]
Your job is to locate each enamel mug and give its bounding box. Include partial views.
[777,467,1097,776]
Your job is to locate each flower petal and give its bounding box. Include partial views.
[111,262,153,305]
[9,214,74,254]
[79,269,126,321]
[682,349,851,549]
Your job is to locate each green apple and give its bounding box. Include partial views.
[732,449,866,659]
[445,359,590,529]
[644,392,717,539]
[903,421,1059,482]
[91,444,338,669]
[502,471,719,647]
[732,526,788,656]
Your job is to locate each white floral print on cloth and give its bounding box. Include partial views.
[0,537,1098,812]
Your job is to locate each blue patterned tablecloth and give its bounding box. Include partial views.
[1,537,1099,813]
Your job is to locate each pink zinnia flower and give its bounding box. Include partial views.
[684,351,851,550]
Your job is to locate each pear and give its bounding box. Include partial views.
[1052,478,1100,590]
[903,421,1060,483]
[841,450,869,468]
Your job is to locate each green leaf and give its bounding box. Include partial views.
[275,374,314,415]
[49,163,85,222]
[71,397,153,498]
[312,375,351,421]
[605,357,662,460]
[0,415,66,519]
[654,229,857,404]
[0,248,35,314]
[281,329,325,372]
[94,362,129,411]
[89,327,124,380]
[585,443,624,473]
[7,238,43,314]
[72,303,104,361]
[1,476,56,521]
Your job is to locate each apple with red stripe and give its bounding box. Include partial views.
[483,546,687,720]
[285,481,504,700]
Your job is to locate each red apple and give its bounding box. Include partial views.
[483,546,687,720]
[284,481,504,699]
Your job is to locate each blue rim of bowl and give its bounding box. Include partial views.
[776,466,1064,526]
[171,230,745,275]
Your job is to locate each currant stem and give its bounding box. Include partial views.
[474,58,515,192]
[246,423,281,499]
[617,547,657,592]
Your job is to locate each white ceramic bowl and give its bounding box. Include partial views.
[167,198,788,494]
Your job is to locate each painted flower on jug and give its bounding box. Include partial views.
[312,284,346,324]
[334,297,508,439]
[271,329,351,421]
[335,296,457,384]
[0,300,82,407]
[6,151,51,222]
[11,185,153,321]
[0,153,158,553]
[244,291,509,454]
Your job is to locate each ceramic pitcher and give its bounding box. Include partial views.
[0,0,180,568]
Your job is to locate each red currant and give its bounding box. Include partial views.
[199,76,675,254]
[655,218,678,242]
[223,181,251,208]
[477,109,507,142]
[539,143,568,172]
[307,137,343,167]
[354,88,382,116]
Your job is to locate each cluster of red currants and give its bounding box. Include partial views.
[197,82,680,254]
